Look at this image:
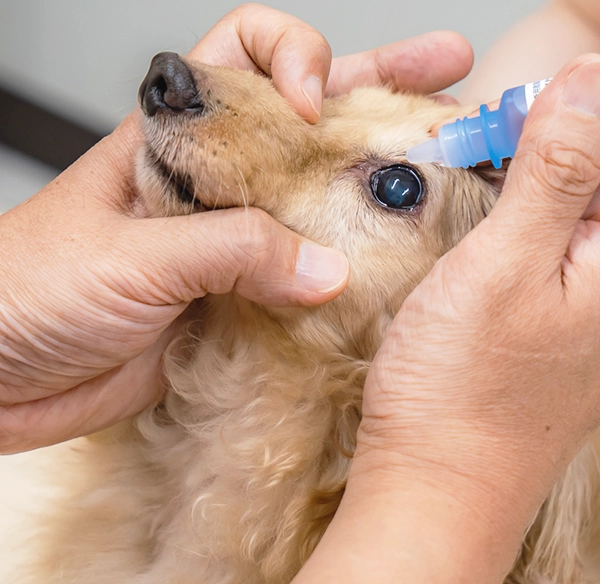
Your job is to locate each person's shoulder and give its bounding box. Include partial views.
[563,0,600,25]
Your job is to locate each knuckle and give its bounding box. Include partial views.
[373,47,391,85]
[275,18,331,62]
[231,2,263,16]
[230,208,280,268]
[0,410,27,454]
[230,4,331,74]
[201,208,279,296]
[226,3,268,29]
[308,30,332,60]
[522,136,600,198]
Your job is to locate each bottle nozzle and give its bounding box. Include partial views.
[406,78,552,169]
[406,137,446,166]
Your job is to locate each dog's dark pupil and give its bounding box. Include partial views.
[371,165,423,210]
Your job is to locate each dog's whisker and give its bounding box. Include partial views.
[233,163,249,211]
[185,170,195,215]
[192,172,201,213]
[231,163,253,243]
[211,170,224,211]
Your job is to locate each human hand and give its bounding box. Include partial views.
[0,4,474,453]
[293,55,600,584]
[193,4,473,122]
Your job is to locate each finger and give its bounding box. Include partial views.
[0,328,172,453]
[188,3,332,123]
[326,31,473,96]
[582,184,600,221]
[110,207,349,308]
[490,54,600,262]
[430,93,460,106]
[25,119,349,310]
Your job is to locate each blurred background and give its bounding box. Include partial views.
[0,0,545,212]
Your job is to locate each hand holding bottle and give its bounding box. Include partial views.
[295,54,600,584]
[408,78,553,167]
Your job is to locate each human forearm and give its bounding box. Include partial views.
[461,0,600,103]
[292,449,527,584]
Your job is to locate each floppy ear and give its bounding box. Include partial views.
[469,161,509,219]
[473,160,508,195]
[440,162,508,249]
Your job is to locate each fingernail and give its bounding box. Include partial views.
[563,61,600,118]
[296,243,349,293]
[302,76,323,118]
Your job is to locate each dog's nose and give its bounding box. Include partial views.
[139,52,203,116]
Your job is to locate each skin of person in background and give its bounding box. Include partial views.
[3,5,600,584]
[462,0,600,102]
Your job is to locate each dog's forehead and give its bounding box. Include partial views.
[180,61,464,158]
[320,87,462,153]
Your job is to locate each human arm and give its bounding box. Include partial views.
[0,4,474,453]
[461,0,600,103]
[293,55,600,583]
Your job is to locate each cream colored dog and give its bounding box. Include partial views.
[19,53,600,584]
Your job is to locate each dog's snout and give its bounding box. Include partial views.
[139,52,204,117]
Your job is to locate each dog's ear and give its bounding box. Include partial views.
[473,160,508,196]
[442,161,508,248]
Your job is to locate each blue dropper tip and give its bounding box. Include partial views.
[406,137,446,166]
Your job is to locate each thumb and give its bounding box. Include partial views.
[112,207,350,307]
[490,55,600,262]
[189,4,331,123]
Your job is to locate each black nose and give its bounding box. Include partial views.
[139,52,204,116]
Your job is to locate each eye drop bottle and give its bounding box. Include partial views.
[406,78,553,169]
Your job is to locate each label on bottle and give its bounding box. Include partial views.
[524,77,553,110]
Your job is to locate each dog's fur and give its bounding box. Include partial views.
[19,58,600,584]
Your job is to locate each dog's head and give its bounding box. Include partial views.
[136,52,502,354]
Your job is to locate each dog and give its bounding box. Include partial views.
[17,51,600,584]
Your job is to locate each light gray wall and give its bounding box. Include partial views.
[0,0,545,132]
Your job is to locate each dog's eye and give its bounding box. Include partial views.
[370,165,423,210]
